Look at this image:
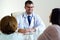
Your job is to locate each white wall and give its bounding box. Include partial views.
[0,0,26,19]
[32,0,60,26]
[0,0,60,26]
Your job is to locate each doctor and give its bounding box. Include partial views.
[16,0,46,40]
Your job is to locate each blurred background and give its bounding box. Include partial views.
[0,0,60,26]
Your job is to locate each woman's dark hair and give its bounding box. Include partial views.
[50,8,60,25]
[0,16,17,34]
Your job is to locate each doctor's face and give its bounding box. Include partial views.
[25,4,34,14]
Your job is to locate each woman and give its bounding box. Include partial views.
[38,8,60,40]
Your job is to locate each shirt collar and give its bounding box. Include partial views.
[23,12,34,18]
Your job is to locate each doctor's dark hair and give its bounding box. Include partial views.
[25,0,33,6]
[50,8,60,25]
[0,16,17,34]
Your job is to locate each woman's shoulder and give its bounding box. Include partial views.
[48,25,60,29]
[44,24,60,33]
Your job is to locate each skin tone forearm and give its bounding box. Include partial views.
[18,27,36,34]
[18,29,27,33]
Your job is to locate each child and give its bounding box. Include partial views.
[0,16,23,40]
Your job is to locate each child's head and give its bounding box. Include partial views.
[0,16,17,34]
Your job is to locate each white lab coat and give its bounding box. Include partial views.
[12,12,46,40]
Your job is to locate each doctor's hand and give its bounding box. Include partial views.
[18,28,36,34]
[26,28,36,32]
[18,29,28,34]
